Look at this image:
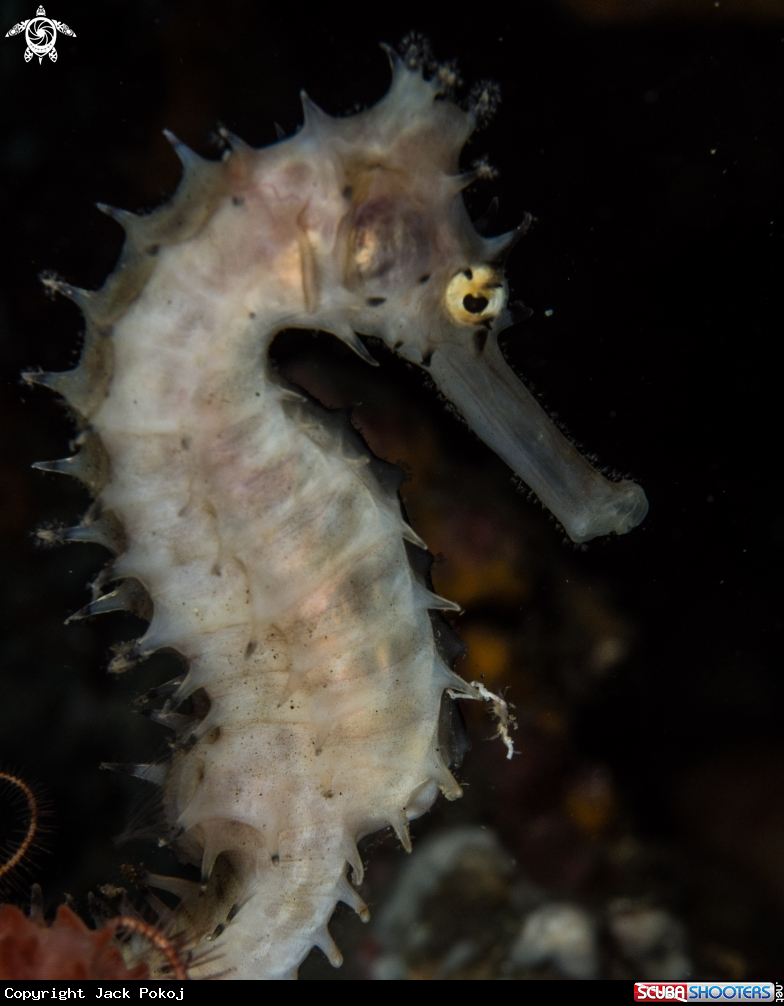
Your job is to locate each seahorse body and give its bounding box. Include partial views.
[28,47,647,979]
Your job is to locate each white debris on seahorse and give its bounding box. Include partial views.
[26,38,647,979]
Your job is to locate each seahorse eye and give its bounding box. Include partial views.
[444,264,506,325]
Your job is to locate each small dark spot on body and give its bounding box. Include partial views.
[463,268,473,280]
[232,195,245,206]
[227,903,240,922]
[422,351,433,367]
[343,185,353,200]
[249,311,256,319]
[271,854,280,865]
[181,436,191,450]
[394,340,403,350]
[366,297,386,307]
[245,640,257,658]
[202,724,220,748]
[419,274,430,283]
[147,244,160,256]
[474,329,489,354]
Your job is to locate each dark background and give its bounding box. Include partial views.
[0,0,781,979]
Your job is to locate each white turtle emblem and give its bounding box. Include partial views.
[5,5,76,64]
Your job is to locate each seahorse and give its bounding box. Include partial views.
[25,41,647,979]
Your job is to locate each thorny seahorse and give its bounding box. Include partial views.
[26,41,647,979]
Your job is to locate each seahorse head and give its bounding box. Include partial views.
[292,48,646,543]
[323,53,520,367]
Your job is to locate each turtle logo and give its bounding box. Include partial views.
[5,6,76,64]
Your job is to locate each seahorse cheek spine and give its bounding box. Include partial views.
[28,49,646,979]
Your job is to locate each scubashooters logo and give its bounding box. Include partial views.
[4,6,76,63]
[634,983,779,1002]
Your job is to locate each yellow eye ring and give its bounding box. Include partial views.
[444,264,507,326]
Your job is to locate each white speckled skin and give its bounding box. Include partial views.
[29,46,645,979]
